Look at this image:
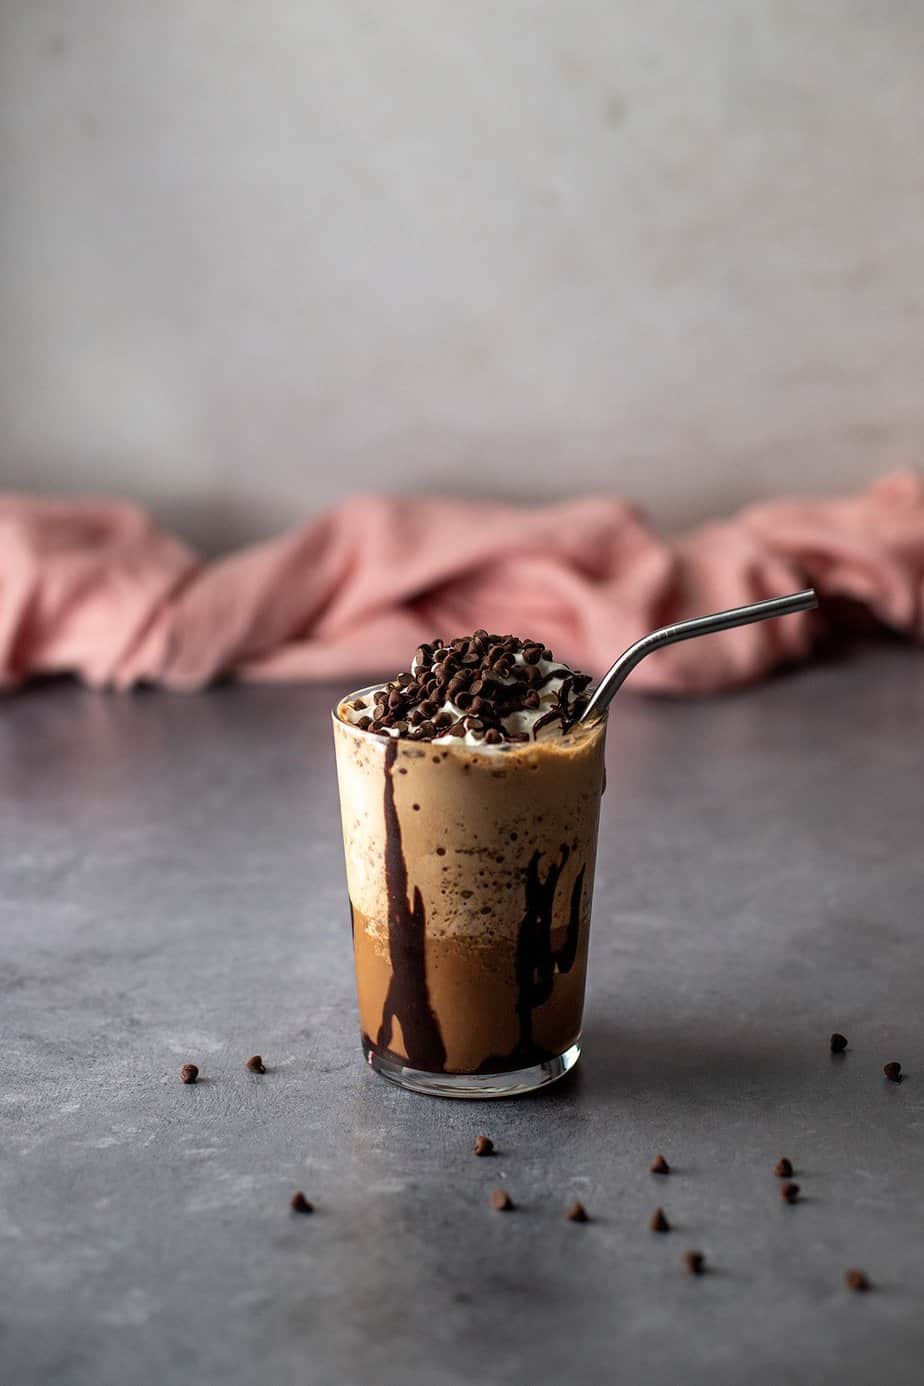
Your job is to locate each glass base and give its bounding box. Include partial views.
[363,1039,581,1099]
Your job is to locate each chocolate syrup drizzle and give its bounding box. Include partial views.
[477,846,585,1074]
[514,846,584,1055]
[374,739,447,1073]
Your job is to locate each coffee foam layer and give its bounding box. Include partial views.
[333,716,606,945]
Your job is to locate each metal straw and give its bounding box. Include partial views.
[577,588,819,725]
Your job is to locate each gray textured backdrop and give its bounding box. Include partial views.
[2,1,922,545]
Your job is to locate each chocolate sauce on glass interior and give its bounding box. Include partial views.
[377,739,447,1073]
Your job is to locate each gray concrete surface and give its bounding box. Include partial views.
[1,644,922,1386]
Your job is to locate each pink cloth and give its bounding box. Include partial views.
[1,472,922,695]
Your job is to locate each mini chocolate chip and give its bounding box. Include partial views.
[245,1055,266,1074]
[883,1061,902,1082]
[523,690,541,709]
[650,1154,670,1175]
[484,728,503,744]
[650,1207,671,1233]
[565,1201,589,1222]
[844,1268,870,1292]
[830,1032,848,1053]
[522,643,543,664]
[490,1188,514,1211]
[415,645,433,667]
[417,721,436,739]
[349,698,367,711]
[774,1157,793,1178]
[407,708,423,726]
[542,647,553,660]
[473,1135,494,1157]
[780,1182,800,1203]
[290,1191,314,1214]
[180,1063,199,1084]
[683,1250,705,1275]
[453,691,474,711]
[387,689,404,710]
[433,711,454,729]
[418,700,439,718]
[356,716,373,730]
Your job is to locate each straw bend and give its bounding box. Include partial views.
[577,588,819,724]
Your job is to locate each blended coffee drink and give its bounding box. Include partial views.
[333,631,607,1097]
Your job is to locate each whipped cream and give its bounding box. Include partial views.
[341,650,582,746]
[431,650,575,744]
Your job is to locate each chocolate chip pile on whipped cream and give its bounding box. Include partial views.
[345,630,592,744]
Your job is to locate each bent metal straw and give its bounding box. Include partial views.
[578,589,819,725]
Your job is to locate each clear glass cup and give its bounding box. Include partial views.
[333,688,607,1097]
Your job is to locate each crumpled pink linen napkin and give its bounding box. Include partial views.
[0,472,921,695]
